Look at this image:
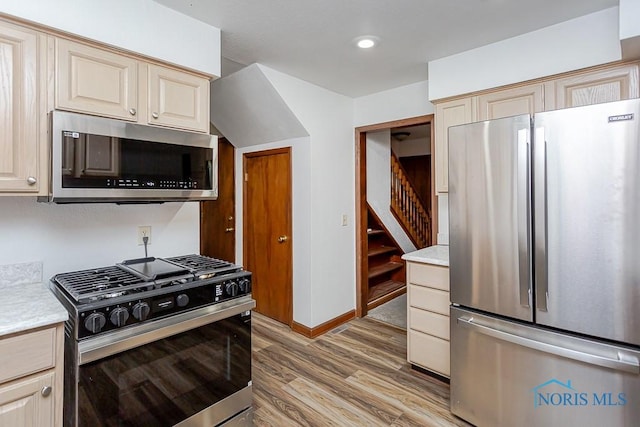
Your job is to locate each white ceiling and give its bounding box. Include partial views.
[154,0,617,98]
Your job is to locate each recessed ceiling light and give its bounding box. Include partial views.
[354,35,380,49]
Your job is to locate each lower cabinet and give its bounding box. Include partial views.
[407,261,450,378]
[0,325,63,426]
[0,372,55,427]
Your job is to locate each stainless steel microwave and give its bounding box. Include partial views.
[41,111,218,203]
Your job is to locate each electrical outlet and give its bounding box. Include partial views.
[137,226,151,245]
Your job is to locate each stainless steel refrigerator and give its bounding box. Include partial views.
[448,98,640,427]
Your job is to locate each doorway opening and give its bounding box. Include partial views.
[355,115,436,317]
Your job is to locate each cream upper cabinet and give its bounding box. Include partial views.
[147,64,210,133]
[477,83,544,120]
[434,97,475,193]
[56,38,210,133]
[548,63,640,109]
[0,20,42,193]
[56,38,138,121]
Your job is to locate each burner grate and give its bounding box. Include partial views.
[166,254,239,276]
[54,266,149,303]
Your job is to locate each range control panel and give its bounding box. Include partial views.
[77,272,251,339]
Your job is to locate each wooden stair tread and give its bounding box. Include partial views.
[367,229,385,236]
[368,261,403,279]
[368,281,406,307]
[368,245,397,257]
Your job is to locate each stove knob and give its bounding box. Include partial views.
[176,294,189,307]
[132,302,151,321]
[84,312,106,334]
[225,281,239,297]
[110,307,129,327]
[238,277,251,293]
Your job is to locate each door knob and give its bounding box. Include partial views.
[225,227,235,232]
[277,235,288,243]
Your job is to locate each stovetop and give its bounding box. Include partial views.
[51,254,252,340]
[53,254,241,304]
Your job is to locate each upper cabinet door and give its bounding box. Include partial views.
[550,63,640,109]
[0,21,39,192]
[147,64,209,133]
[434,98,475,193]
[477,83,544,120]
[56,38,138,121]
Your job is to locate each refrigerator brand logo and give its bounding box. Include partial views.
[608,113,633,122]
[532,379,627,408]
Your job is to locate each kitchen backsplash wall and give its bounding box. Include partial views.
[0,197,200,282]
[0,261,42,287]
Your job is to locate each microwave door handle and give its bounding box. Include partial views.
[517,128,531,308]
[534,126,548,312]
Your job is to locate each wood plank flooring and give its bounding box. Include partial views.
[252,313,471,427]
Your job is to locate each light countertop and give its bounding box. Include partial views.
[402,245,449,266]
[0,282,68,337]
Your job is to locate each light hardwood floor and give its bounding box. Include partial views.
[251,313,471,426]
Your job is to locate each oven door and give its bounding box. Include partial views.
[71,297,255,427]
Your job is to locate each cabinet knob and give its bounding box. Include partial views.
[152,112,159,119]
[41,386,52,397]
[129,108,137,116]
[27,176,37,185]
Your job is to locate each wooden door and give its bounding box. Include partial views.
[243,148,292,325]
[147,64,209,133]
[0,21,40,192]
[200,138,235,262]
[477,82,544,120]
[56,38,138,121]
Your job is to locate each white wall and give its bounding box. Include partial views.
[0,198,199,281]
[367,130,416,253]
[354,80,433,127]
[0,4,219,282]
[234,137,313,326]
[620,0,640,58]
[258,65,356,327]
[428,7,621,100]
[0,0,220,76]
[392,136,431,157]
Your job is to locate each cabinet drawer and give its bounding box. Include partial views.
[0,328,56,383]
[409,329,450,377]
[409,307,450,340]
[409,285,450,316]
[407,263,449,291]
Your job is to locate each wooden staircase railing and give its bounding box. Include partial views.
[390,152,431,248]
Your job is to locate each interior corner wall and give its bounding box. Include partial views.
[257,65,356,328]
[234,137,313,327]
[366,130,416,253]
[354,80,433,127]
[0,0,220,76]
[428,7,621,100]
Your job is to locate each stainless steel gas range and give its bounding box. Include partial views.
[49,254,255,427]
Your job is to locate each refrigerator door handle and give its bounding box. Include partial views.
[533,126,548,312]
[517,128,532,308]
[457,316,640,374]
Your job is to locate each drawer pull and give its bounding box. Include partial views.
[41,386,52,397]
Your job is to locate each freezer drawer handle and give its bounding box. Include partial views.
[457,316,640,374]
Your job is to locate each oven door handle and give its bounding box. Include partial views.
[78,296,255,365]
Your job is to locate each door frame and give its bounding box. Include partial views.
[354,115,436,317]
[242,147,293,326]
